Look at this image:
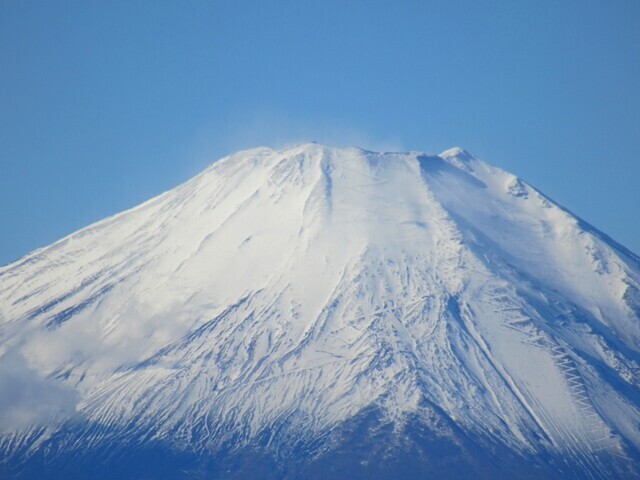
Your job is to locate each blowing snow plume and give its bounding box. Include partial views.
[1,144,640,479]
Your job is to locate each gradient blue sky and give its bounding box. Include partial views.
[1,0,639,265]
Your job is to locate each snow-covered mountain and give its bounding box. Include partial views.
[1,144,640,479]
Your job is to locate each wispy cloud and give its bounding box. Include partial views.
[182,110,405,173]
[0,350,78,433]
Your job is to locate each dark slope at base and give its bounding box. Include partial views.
[3,406,637,480]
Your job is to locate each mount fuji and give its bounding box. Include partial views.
[1,144,640,479]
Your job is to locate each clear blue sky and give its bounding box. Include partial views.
[1,0,639,265]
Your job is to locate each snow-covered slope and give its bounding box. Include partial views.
[1,144,640,479]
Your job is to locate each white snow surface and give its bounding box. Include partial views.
[1,144,640,473]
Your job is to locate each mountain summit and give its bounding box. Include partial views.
[1,144,640,479]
